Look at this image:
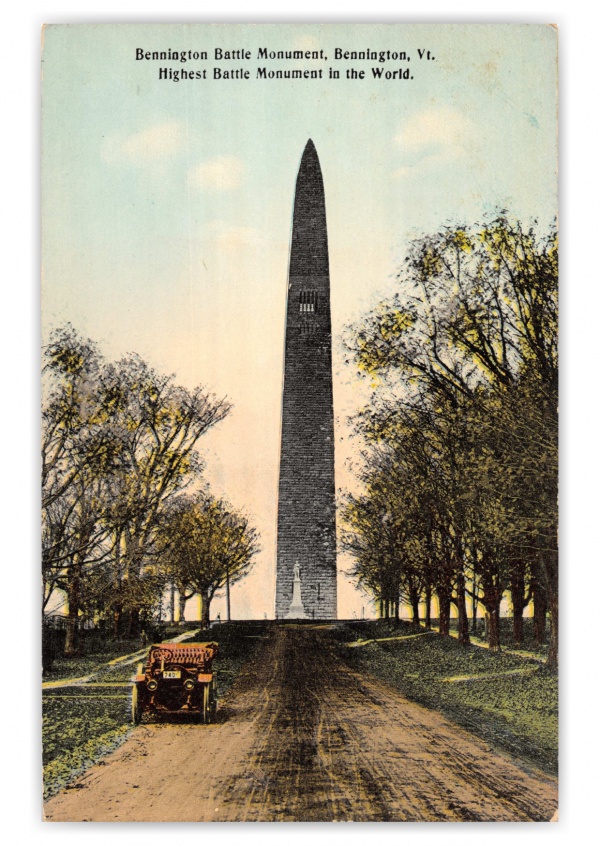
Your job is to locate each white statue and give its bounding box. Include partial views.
[285,559,308,619]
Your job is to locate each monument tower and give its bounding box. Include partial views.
[275,140,337,619]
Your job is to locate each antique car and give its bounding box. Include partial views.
[131,642,219,724]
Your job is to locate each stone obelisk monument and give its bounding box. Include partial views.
[275,140,337,620]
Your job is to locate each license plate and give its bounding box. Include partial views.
[163,670,180,679]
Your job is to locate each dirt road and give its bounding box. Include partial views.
[44,625,557,822]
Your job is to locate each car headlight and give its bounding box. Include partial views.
[183,679,195,692]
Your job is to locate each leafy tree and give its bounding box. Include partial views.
[42,325,231,645]
[345,215,558,666]
[97,354,231,636]
[160,493,260,626]
[42,326,118,652]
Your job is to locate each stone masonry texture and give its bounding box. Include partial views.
[275,140,337,619]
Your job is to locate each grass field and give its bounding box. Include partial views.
[42,639,143,683]
[336,620,558,774]
[42,622,268,799]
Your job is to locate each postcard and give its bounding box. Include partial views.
[42,23,558,822]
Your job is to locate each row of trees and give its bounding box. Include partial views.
[342,215,558,669]
[42,326,259,655]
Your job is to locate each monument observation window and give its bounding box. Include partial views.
[299,290,318,313]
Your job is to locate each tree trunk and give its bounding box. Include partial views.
[480,573,503,651]
[544,550,558,670]
[200,590,211,628]
[65,611,78,656]
[510,560,529,645]
[424,584,432,630]
[64,557,81,656]
[226,568,231,621]
[455,572,470,645]
[437,583,451,636]
[540,540,558,669]
[547,588,558,671]
[409,589,421,629]
[512,603,524,645]
[532,579,547,645]
[487,603,501,651]
[124,532,144,639]
[170,582,176,624]
[178,591,187,623]
[470,580,479,633]
[112,607,121,641]
[112,530,122,640]
[128,607,140,639]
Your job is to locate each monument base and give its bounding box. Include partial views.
[285,603,308,620]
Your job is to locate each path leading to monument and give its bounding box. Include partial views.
[44,625,557,822]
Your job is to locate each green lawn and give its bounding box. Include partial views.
[336,622,558,774]
[43,639,143,682]
[42,690,132,798]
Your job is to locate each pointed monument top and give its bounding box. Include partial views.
[300,139,319,166]
[289,139,328,277]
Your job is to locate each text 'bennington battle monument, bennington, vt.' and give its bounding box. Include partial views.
[275,140,337,620]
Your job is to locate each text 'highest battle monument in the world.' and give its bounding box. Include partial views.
[275,140,337,620]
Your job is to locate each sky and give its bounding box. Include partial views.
[41,23,558,619]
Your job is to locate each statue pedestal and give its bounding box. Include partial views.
[285,569,308,619]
